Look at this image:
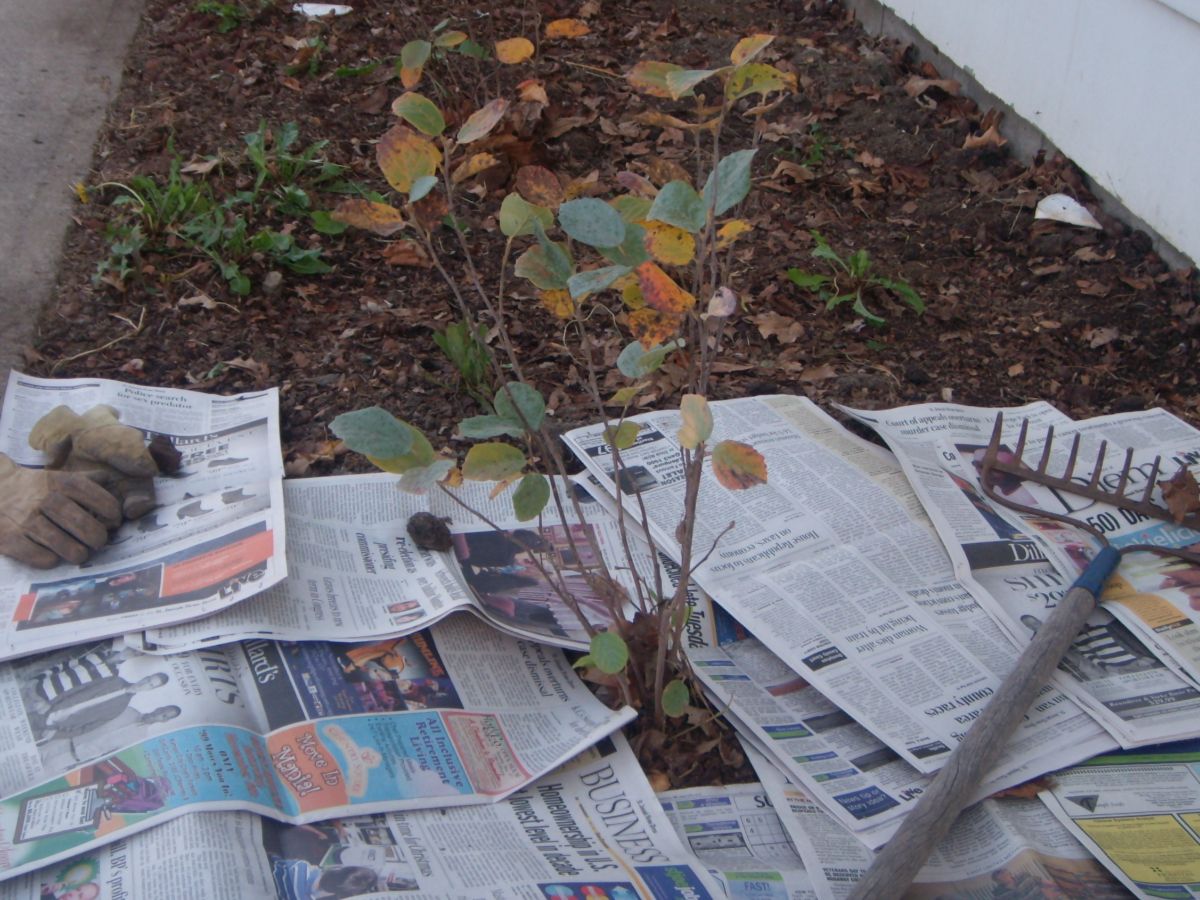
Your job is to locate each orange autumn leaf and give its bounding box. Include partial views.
[629,308,682,348]
[376,125,439,193]
[495,37,534,64]
[711,440,768,490]
[545,18,591,39]
[635,261,695,314]
[331,199,406,236]
[516,165,564,209]
[537,289,574,319]
[380,239,432,267]
[400,66,423,89]
[717,219,753,248]
[451,152,501,184]
[641,221,696,266]
[518,78,550,105]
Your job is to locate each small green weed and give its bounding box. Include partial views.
[194,1,247,32]
[786,230,924,326]
[432,319,494,410]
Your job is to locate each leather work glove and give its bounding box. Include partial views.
[28,405,178,520]
[0,453,121,568]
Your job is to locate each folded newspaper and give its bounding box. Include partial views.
[0,734,723,899]
[0,374,287,661]
[0,614,634,882]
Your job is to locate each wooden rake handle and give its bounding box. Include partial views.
[847,546,1120,900]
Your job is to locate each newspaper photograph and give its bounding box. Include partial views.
[843,401,1200,747]
[566,396,1109,776]
[140,474,654,654]
[0,374,287,661]
[659,781,818,899]
[1040,739,1200,898]
[0,614,635,883]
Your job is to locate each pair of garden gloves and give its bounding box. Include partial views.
[0,406,179,568]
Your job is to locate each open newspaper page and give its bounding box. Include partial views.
[4,734,725,899]
[564,395,1109,775]
[842,401,1200,746]
[658,782,818,899]
[0,613,635,883]
[0,811,273,900]
[141,475,652,654]
[1039,740,1200,899]
[746,744,1129,899]
[0,373,286,661]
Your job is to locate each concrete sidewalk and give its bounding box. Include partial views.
[0,0,146,396]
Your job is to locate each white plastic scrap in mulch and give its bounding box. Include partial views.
[292,3,352,16]
[1034,193,1103,229]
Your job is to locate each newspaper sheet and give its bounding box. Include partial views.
[842,401,1200,746]
[659,782,818,900]
[1039,740,1200,899]
[138,474,653,653]
[0,613,635,883]
[0,373,287,661]
[745,743,1130,899]
[2,734,726,899]
[564,395,1110,776]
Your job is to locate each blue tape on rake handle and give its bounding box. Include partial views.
[1074,546,1121,595]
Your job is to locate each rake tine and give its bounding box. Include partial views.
[1113,448,1134,501]
[986,414,1004,457]
[1142,456,1164,504]
[1014,419,1029,461]
[1036,426,1055,475]
[1063,434,1081,481]
[1087,441,1107,489]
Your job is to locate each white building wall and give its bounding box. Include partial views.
[874,0,1200,264]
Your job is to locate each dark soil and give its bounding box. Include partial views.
[24,0,1200,784]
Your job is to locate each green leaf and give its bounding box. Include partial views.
[494,382,546,431]
[456,38,489,59]
[786,269,829,290]
[409,174,438,202]
[604,421,641,450]
[369,428,436,474]
[661,678,689,717]
[597,223,650,268]
[809,231,843,268]
[462,442,526,481]
[702,149,756,217]
[626,61,687,98]
[609,385,641,406]
[310,210,349,235]
[499,192,553,237]
[876,277,925,313]
[616,339,683,378]
[459,415,523,439]
[852,295,886,327]
[391,92,445,136]
[331,407,415,458]
[589,631,629,674]
[665,67,723,99]
[514,241,572,290]
[847,249,871,278]
[611,195,652,223]
[558,198,625,248]
[512,472,550,521]
[647,181,706,233]
[567,265,631,299]
[400,40,432,70]
[398,458,455,494]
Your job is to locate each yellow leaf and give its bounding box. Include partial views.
[629,308,683,348]
[73,182,89,204]
[434,30,468,48]
[618,275,645,309]
[332,199,407,235]
[545,18,591,39]
[725,63,796,100]
[712,440,768,490]
[495,37,534,64]
[635,261,695,314]
[717,219,753,248]
[626,61,684,98]
[641,221,696,266]
[451,152,500,184]
[376,125,439,194]
[537,289,574,319]
[400,65,423,89]
[677,394,713,449]
[730,34,775,66]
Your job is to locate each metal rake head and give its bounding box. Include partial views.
[978,413,1200,545]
